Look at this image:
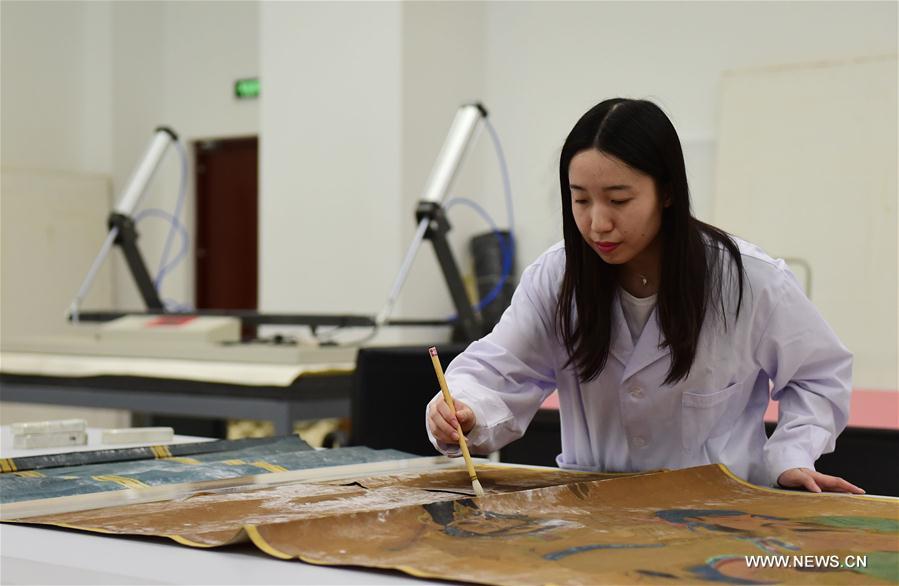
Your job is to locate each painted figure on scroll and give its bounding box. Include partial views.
[426,98,862,493]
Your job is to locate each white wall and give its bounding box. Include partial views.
[1,0,259,313]
[398,2,487,324]
[258,2,489,345]
[258,2,404,332]
[1,1,112,174]
[110,0,260,310]
[1,0,117,339]
[0,0,257,425]
[480,1,898,269]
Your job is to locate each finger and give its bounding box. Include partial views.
[428,411,460,442]
[430,410,459,442]
[455,405,475,431]
[431,420,458,443]
[435,398,460,428]
[777,469,802,489]
[426,403,444,435]
[426,399,453,442]
[427,399,439,420]
[802,475,822,493]
[456,413,473,433]
[816,474,865,494]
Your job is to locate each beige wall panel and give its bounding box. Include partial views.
[713,56,897,391]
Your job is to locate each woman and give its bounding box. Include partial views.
[426,98,862,493]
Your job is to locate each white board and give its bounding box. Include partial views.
[0,168,130,428]
[713,55,897,390]
[0,167,114,341]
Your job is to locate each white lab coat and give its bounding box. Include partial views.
[426,239,851,487]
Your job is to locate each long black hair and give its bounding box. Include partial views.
[556,98,744,385]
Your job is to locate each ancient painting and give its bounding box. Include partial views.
[5,464,897,585]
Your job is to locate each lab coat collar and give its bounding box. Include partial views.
[612,292,671,382]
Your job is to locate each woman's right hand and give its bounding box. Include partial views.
[427,396,476,444]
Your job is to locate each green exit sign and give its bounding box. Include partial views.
[234,78,259,99]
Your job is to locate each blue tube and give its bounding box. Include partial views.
[154,139,189,290]
[442,116,516,323]
[443,197,513,317]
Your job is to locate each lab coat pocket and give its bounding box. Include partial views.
[681,383,741,451]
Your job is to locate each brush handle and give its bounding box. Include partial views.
[429,347,481,485]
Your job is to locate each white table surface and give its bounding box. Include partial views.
[0,426,445,584]
[0,523,436,585]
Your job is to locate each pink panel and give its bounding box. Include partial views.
[540,389,899,430]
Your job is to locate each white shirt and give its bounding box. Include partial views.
[426,239,851,487]
[619,289,657,344]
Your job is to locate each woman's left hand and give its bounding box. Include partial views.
[777,467,865,494]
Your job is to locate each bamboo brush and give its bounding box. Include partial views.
[428,346,485,497]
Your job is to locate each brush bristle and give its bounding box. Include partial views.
[472,478,485,497]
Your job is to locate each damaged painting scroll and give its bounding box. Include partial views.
[3,463,897,585]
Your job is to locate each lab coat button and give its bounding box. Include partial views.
[629,386,644,398]
[632,436,646,448]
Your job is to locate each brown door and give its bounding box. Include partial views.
[194,137,258,314]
